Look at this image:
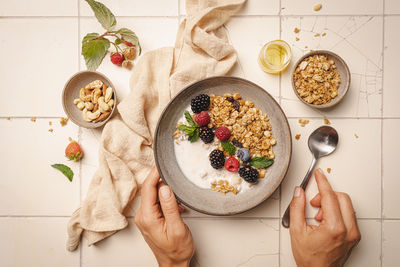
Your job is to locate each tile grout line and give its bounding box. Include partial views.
[78,1,83,267]
[380,0,385,265]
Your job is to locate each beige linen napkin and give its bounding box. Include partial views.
[67,0,246,251]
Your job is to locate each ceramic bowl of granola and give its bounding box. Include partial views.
[291,50,350,109]
[154,76,292,215]
[62,71,117,129]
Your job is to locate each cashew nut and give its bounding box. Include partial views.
[102,84,108,96]
[79,88,91,102]
[77,101,85,110]
[85,102,94,111]
[82,108,91,122]
[85,79,103,90]
[93,111,111,123]
[108,99,114,108]
[98,96,110,112]
[73,98,81,105]
[93,103,99,113]
[105,87,113,102]
[91,88,102,104]
[82,108,101,122]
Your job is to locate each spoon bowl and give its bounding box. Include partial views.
[282,125,339,228]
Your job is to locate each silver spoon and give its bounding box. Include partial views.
[282,125,339,228]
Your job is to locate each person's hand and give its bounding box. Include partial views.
[134,167,194,267]
[289,168,361,267]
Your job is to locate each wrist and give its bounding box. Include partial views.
[158,259,190,267]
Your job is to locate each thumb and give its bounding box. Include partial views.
[159,185,184,227]
[289,186,306,233]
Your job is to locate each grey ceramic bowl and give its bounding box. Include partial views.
[154,76,292,215]
[291,50,350,109]
[62,71,117,129]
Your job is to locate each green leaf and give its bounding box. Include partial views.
[82,33,110,71]
[51,164,74,182]
[184,111,198,127]
[117,28,142,55]
[251,157,274,169]
[188,128,199,142]
[221,141,236,155]
[115,37,122,45]
[85,0,116,30]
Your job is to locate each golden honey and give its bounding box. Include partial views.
[258,40,292,74]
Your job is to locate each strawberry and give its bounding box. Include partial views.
[65,139,83,162]
[110,53,124,66]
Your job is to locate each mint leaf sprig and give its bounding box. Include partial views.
[82,0,141,71]
[221,141,236,155]
[177,111,200,142]
[250,157,274,168]
[51,164,74,182]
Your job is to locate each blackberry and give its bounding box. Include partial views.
[191,94,210,113]
[239,166,259,183]
[199,127,214,143]
[209,149,225,169]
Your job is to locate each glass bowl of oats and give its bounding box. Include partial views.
[291,50,350,109]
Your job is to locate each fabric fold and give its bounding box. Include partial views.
[67,0,246,252]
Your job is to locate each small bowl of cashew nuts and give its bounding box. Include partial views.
[62,71,117,128]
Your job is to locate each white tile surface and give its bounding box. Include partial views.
[0,118,80,215]
[81,219,158,267]
[281,16,383,118]
[280,220,381,267]
[0,18,78,117]
[0,0,77,16]
[383,16,400,117]
[383,119,400,218]
[281,118,381,219]
[0,217,79,267]
[385,0,400,14]
[80,0,178,16]
[180,0,280,15]
[185,218,279,267]
[281,0,383,15]
[383,220,400,266]
[226,17,280,100]
[79,17,178,100]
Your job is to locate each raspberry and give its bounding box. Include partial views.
[110,53,124,66]
[195,111,210,126]
[224,157,239,172]
[239,166,259,183]
[215,126,230,141]
[191,94,210,113]
[199,127,214,143]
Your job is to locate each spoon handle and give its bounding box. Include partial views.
[282,156,317,228]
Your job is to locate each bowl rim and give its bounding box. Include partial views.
[153,76,292,215]
[291,50,351,109]
[62,70,117,129]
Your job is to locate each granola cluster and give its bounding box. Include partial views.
[293,55,341,105]
[208,93,276,159]
[211,179,239,195]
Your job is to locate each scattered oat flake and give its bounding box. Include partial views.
[296,37,300,41]
[49,121,52,126]
[313,3,322,11]
[323,118,331,125]
[322,33,326,37]
[327,168,331,173]
[30,117,37,122]
[294,27,300,34]
[305,46,308,49]
[298,119,310,127]
[295,134,301,140]
[7,117,11,120]
[314,33,320,37]
[355,133,359,139]
[60,117,68,126]
[48,128,54,133]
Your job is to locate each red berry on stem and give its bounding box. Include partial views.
[225,157,239,172]
[110,53,124,66]
[194,111,210,126]
[215,126,230,141]
[65,140,83,162]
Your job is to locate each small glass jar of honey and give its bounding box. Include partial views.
[258,40,292,74]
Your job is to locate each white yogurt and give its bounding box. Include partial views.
[174,110,252,193]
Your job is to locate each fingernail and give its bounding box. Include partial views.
[160,186,171,200]
[294,186,301,198]
[316,168,323,175]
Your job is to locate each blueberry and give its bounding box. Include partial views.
[236,148,250,162]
